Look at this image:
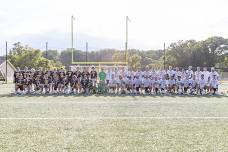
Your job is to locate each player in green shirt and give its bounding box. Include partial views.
[99,68,106,82]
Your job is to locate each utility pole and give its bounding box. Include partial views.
[46,42,48,70]
[86,42,88,65]
[5,41,8,84]
[164,43,166,70]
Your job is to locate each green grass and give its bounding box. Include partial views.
[0,84,228,152]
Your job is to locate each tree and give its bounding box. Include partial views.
[112,51,126,62]
[128,54,141,70]
[42,50,60,61]
[8,42,62,69]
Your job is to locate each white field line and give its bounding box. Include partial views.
[0,100,227,104]
[1,117,228,120]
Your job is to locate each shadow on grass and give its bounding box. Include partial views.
[0,93,227,98]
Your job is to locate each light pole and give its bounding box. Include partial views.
[71,16,75,63]
[5,41,8,84]
[164,43,166,70]
[86,42,88,65]
[45,42,48,70]
[125,16,130,63]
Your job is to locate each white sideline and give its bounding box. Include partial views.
[1,117,228,120]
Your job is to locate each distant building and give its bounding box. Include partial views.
[0,59,16,82]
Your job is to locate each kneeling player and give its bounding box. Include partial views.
[160,77,166,94]
[125,76,133,94]
[168,76,176,93]
[153,77,160,94]
[108,74,117,94]
[133,76,141,94]
[143,76,150,94]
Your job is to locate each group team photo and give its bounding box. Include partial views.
[14,65,220,95]
[1,0,228,151]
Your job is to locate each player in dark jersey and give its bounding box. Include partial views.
[90,66,97,93]
[43,72,52,94]
[64,70,72,93]
[69,74,78,94]
[58,72,65,93]
[81,67,90,79]
[81,74,90,94]
[52,72,59,93]
[14,67,21,93]
[74,67,82,93]
[15,72,24,94]
[34,74,42,93]
[24,71,33,94]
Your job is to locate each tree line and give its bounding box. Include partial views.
[3,36,228,71]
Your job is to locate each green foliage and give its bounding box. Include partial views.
[5,36,228,70]
[128,54,141,70]
[164,37,228,68]
[9,42,62,69]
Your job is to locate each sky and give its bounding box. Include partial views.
[0,0,228,55]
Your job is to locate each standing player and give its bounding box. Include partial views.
[176,76,183,94]
[90,66,97,93]
[199,74,206,95]
[210,75,219,95]
[186,66,193,79]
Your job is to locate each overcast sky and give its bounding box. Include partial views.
[0,0,228,55]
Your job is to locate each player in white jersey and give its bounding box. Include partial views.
[133,76,141,94]
[144,66,151,79]
[158,69,166,79]
[160,77,167,94]
[168,76,176,93]
[186,66,193,79]
[108,74,117,94]
[202,67,210,83]
[205,76,211,94]
[199,74,206,95]
[119,75,126,94]
[194,67,202,82]
[210,75,219,95]
[209,67,219,80]
[143,76,151,94]
[150,76,154,94]
[153,77,160,94]
[182,75,189,94]
[167,66,175,78]
[176,76,183,94]
[106,68,113,85]
[165,74,170,90]
[126,76,133,94]
[181,68,186,79]
[175,67,182,80]
[150,68,156,78]
[189,75,197,94]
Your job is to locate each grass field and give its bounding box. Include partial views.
[0,83,228,152]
